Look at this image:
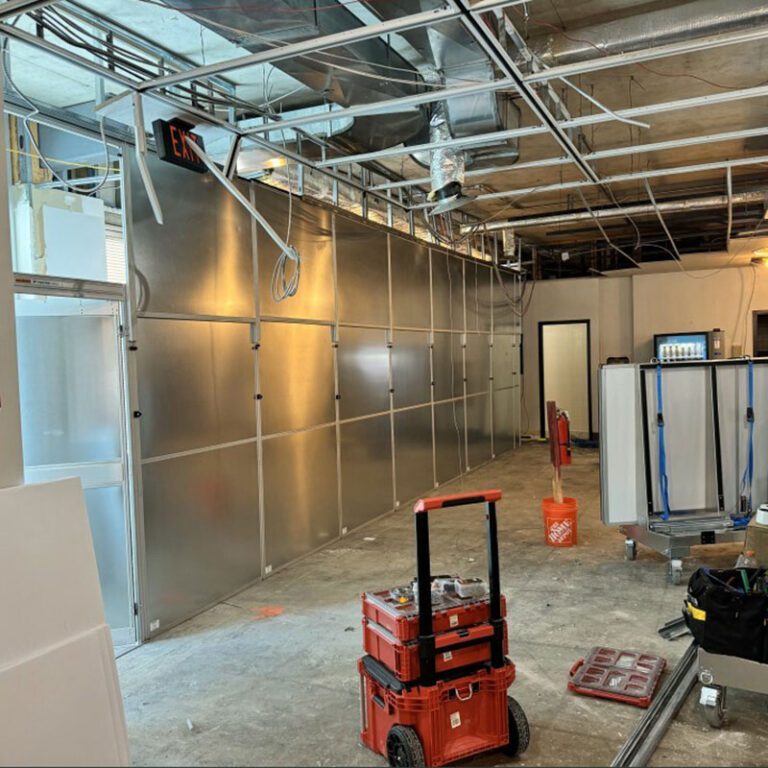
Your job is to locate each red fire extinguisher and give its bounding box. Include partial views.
[546,401,572,469]
[557,409,572,466]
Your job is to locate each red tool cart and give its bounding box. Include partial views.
[358,490,529,767]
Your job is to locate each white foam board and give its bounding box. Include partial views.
[0,479,129,766]
[0,625,130,767]
[0,478,103,665]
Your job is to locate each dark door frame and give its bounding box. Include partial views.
[753,310,768,357]
[538,319,593,439]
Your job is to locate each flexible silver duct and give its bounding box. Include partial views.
[533,0,768,65]
[428,102,465,201]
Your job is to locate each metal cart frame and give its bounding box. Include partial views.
[601,360,755,584]
[697,648,768,728]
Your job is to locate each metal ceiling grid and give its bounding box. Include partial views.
[1,0,768,273]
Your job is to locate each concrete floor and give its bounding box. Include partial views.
[118,443,767,767]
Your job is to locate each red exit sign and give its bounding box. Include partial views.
[152,118,207,173]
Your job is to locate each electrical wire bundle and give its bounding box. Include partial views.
[2,36,113,196]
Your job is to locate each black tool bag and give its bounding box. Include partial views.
[683,567,768,662]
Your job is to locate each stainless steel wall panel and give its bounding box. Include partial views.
[433,331,463,403]
[390,236,430,329]
[434,399,465,484]
[431,250,464,332]
[255,186,335,322]
[392,330,431,409]
[259,321,335,435]
[492,335,519,390]
[128,167,522,639]
[335,215,389,327]
[492,268,521,335]
[493,386,519,457]
[338,326,390,419]
[466,393,492,469]
[136,319,256,458]
[16,313,122,465]
[263,426,338,569]
[466,263,492,333]
[142,442,260,633]
[465,333,491,395]
[394,405,433,506]
[129,153,255,317]
[340,414,393,530]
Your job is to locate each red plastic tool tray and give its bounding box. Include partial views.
[568,647,666,708]
[363,617,509,682]
[362,584,507,642]
[359,655,515,767]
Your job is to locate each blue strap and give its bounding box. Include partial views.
[656,364,671,521]
[734,360,755,527]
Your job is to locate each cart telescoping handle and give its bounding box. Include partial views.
[413,490,504,686]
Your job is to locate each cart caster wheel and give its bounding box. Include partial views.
[386,725,425,767]
[625,539,637,561]
[667,559,683,585]
[700,685,727,729]
[501,696,530,757]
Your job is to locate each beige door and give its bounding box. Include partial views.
[540,322,590,437]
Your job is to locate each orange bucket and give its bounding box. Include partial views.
[542,497,578,547]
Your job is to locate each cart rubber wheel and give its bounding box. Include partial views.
[386,725,425,767]
[625,539,637,561]
[501,696,530,757]
[668,560,683,586]
[702,686,726,729]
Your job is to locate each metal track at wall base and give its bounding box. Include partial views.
[611,641,699,768]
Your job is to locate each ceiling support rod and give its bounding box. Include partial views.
[457,156,768,231]
[458,191,766,231]
[317,83,768,168]
[371,127,768,192]
[184,137,298,263]
[524,24,768,84]
[132,93,163,225]
[0,0,60,21]
[446,0,601,184]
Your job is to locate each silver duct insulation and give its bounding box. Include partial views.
[429,103,465,199]
[467,191,767,232]
[159,0,427,153]
[533,0,768,65]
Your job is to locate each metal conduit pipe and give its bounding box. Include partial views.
[532,0,768,66]
[460,191,767,233]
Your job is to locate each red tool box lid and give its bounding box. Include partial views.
[568,647,667,708]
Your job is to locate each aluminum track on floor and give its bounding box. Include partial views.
[611,641,699,767]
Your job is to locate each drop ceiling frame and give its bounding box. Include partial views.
[1,0,768,234]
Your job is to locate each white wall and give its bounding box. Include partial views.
[632,266,765,361]
[523,277,635,435]
[522,264,768,437]
[599,277,634,362]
